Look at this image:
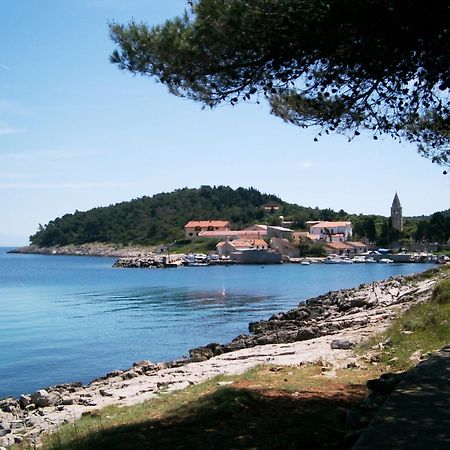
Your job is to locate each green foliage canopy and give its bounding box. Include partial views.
[29,186,337,247]
[414,212,450,243]
[110,0,450,167]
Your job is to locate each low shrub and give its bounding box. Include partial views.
[431,279,450,304]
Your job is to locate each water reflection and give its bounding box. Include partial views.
[71,286,275,311]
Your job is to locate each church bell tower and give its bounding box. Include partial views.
[391,193,403,232]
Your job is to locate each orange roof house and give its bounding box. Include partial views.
[347,242,369,254]
[216,239,269,257]
[324,242,354,255]
[198,230,263,240]
[184,220,230,239]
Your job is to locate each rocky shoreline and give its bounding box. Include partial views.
[7,244,158,258]
[0,267,446,448]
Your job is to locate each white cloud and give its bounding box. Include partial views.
[300,161,313,169]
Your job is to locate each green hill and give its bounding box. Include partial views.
[30,186,345,247]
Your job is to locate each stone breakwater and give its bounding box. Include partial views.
[113,255,185,269]
[0,268,445,448]
[113,256,166,269]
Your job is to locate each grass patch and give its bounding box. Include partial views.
[168,238,220,255]
[359,277,450,372]
[407,264,449,282]
[16,365,374,450]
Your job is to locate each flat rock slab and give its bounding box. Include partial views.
[353,346,450,450]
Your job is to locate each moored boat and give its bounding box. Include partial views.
[379,258,394,264]
[184,253,210,266]
[324,255,353,264]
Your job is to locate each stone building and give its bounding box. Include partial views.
[391,193,403,232]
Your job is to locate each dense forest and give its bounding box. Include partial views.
[30,186,449,248]
[350,213,450,247]
[30,186,347,247]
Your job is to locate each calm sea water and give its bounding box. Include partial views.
[0,247,433,398]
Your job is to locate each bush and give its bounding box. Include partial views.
[431,279,450,304]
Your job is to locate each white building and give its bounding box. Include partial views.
[309,221,353,241]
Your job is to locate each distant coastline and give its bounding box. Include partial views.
[8,243,157,258]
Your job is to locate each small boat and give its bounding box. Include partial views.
[340,257,354,264]
[324,255,341,264]
[300,261,310,265]
[379,258,394,264]
[184,253,210,266]
[324,255,353,264]
[352,256,366,263]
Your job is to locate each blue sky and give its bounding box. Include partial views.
[1,0,448,246]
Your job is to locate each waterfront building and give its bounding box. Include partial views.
[324,241,354,256]
[216,239,269,257]
[309,221,353,241]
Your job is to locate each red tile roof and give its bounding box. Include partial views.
[325,242,353,250]
[227,240,253,248]
[217,239,268,249]
[251,239,268,247]
[199,231,262,238]
[348,242,367,248]
[311,221,351,228]
[185,220,230,228]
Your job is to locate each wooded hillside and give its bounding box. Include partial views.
[30,186,344,247]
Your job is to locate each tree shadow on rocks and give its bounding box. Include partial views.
[48,387,364,450]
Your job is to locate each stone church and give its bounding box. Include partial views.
[391,193,403,232]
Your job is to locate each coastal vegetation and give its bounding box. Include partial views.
[29,186,347,247]
[28,186,450,250]
[360,275,450,371]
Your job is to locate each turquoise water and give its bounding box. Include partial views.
[0,247,433,398]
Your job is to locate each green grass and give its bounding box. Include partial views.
[406,264,449,282]
[359,277,450,371]
[168,238,220,255]
[16,365,372,450]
